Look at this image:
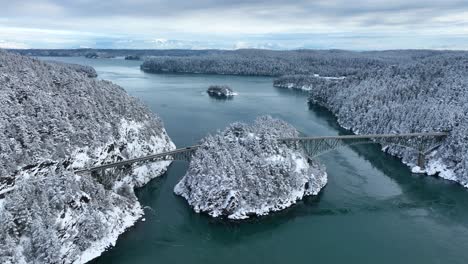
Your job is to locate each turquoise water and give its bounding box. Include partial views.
[43,57,468,264]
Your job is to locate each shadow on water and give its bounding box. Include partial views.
[306,102,353,134]
[207,95,235,102]
[162,192,329,246]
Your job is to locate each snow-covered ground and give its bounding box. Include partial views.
[273,74,345,92]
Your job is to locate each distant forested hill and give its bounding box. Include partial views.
[8,48,223,58]
[141,49,468,77]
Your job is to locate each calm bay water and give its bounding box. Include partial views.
[43,57,468,264]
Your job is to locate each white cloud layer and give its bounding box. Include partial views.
[0,0,468,49]
[0,40,29,49]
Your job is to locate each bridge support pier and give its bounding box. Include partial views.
[417,152,425,170]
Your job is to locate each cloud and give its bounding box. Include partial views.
[0,40,29,49]
[0,0,467,49]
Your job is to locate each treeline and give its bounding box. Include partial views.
[141,49,388,76]
[141,49,468,77]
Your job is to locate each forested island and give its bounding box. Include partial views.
[175,116,327,219]
[207,85,236,98]
[0,51,175,263]
[124,55,141,60]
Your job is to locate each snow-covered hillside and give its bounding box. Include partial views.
[175,116,327,219]
[275,55,468,187]
[0,50,175,263]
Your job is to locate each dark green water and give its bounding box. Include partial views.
[43,57,468,264]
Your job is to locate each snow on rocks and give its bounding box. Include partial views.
[174,116,327,220]
[0,50,175,264]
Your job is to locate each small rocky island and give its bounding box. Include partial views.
[207,85,236,98]
[175,116,327,219]
[84,52,99,59]
[124,55,141,60]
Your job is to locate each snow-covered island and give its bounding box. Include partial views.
[207,85,236,98]
[0,50,175,263]
[174,116,327,219]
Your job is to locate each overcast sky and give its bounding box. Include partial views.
[1,0,468,50]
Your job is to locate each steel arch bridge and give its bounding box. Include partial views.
[74,132,449,176]
[278,132,448,169]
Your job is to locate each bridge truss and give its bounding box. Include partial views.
[75,132,448,176]
[279,132,448,169]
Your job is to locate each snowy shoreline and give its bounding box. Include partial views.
[273,57,468,188]
[335,118,458,184]
[275,78,460,188]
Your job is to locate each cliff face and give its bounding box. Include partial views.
[0,51,175,263]
[174,116,327,220]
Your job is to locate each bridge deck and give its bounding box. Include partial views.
[75,132,448,173]
[75,145,201,173]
